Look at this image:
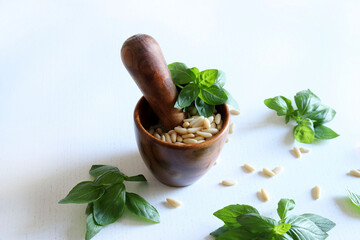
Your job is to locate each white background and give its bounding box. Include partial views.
[1,1,360,240]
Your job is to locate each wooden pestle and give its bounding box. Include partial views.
[121,34,186,130]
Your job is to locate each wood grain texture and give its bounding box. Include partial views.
[121,34,185,130]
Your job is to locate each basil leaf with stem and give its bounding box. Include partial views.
[273,223,292,235]
[224,88,240,110]
[264,96,294,117]
[125,192,160,223]
[286,215,328,240]
[304,105,336,126]
[189,67,199,77]
[301,214,336,233]
[59,181,105,204]
[210,225,230,237]
[194,97,214,117]
[346,189,360,208]
[294,118,315,144]
[199,85,228,105]
[124,174,147,182]
[236,213,277,234]
[89,165,121,178]
[93,183,126,225]
[174,83,200,109]
[314,125,339,140]
[86,213,103,240]
[94,171,125,185]
[213,204,259,227]
[277,199,295,222]
[216,227,257,240]
[215,70,226,87]
[198,69,218,88]
[168,62,196,85]
[294,89,322,116]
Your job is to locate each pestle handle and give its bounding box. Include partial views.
[121,34,185,131]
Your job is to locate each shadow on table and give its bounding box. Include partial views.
[334,197,360,218]
[21,151,180,240]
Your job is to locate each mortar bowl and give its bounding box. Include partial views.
[134,97,230,187]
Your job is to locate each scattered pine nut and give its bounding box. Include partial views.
[229,122,235,134]
[312,186,321,200]
[349,169,360,177]
[221,179,237,186]
[225,138,230,143]
[166,198,182,208]
[272,166,284,175]
[215,113,221,125]
[230,109,241,115]
[293,147,302,158]
[243,164,255,172]
[263,168,276,177]
[300,147,311,153]
[260,188,269,201]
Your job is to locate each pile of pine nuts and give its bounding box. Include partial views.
[148,113,224,145]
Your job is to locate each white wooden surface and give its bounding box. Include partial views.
[1,1,360,239]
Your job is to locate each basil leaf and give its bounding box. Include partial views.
[210,225,229,237]
[304,105,336,126]
[224,88,240,110]
[199,85,228,105]
[236,213,277,233]
[94,171,125,185]
[274,223,292,235]
[294,89,322,116]
[216,227,257,240]
[85,213,103,240]
[314,125,339,140]
[277,199,295,221]
[294,118,315,144]
[346,189,360,208]
[301,214,336,233]
[215,70,226,87]
[198,69,218,88]
[286,215,328,240]
[86,203,93,215]
[89,165,121,178]
[174,83,200,108]
[125,174,147,182]
[59,181,105,204]
[168,62,196,85]
[125,192,160,223]
[213,204,259,226]
[190,67,199,77]
[194,97,215,117]
[264,96,294,117]
[93,183,126,225]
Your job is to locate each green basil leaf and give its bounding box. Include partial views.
[294,119,315,144]
[301,213,336,233]
[125,192,160,223]
[274,223,291,235]
[216,227,257,240]
[294,89,322,116]
[85,213,103,240]
[215,70,226,87]
[277,199,295,221]
[346,189,360,208]
[59,181,105,204]
[314,125,339,140]
[168,62,196,85]
[304,105,336,126]
[125,174,147,182]
[194,97,215,117]
[86,203,93,215]
[199,85,228,105]
[286,215,328,240]
[174,83,200,109]
[89,165,121,178]
[236,213,277,234]
[198,69,218,88]
[210,225,229,237]
[264,96,294,117]
[93,183,126,225]
[224,88,240,110]
[94,171,125,185]
[190,67,199,77]
[213,204,259,226]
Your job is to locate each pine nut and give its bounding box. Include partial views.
[149,128,155,135]
[203,128,219,134]
[156,128,163,134]
[225,138,230,143]
[174,126,187,134]
[161,134,166,141]
[208,116,214,123]
[215,113,221,124]
[175,142,184,145]
[211,122,216,128]
[170,132,177,143]
[176,135,183,142]
[166,198,182,208]
[312,186,321,200]
[182,133,195,139]
[194,136,205,141]
[164,133,172,143]
[229,122,235,134]
[221,180,237,186]
[299,147,311,153]
[216,120,223,130]
[154,133,161,139]
[272,166,284,175]
[197,140,205,143]
[260,188,269,201]
[230,109,241,115]
[168,130,175,134]
[183,139,198,144]
[196,131,213,138]
[263,168,276,177]
[187,127,202,133]
[350,169,360,177]
[293,147,301,158]
[189,116,204,127]
[203,118,211,129]
[182,121,190,128]
[243,164,255,172]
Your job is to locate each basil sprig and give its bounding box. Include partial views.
[168,62,239,117]
[59,165,159,240]
[210,198,335,240]
[264,89,339,144]
[347,189,360,208]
